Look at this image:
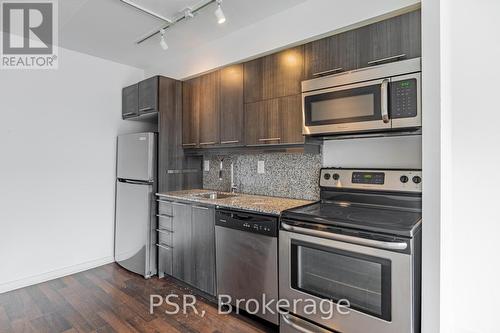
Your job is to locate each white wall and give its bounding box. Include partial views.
[437,1,500,332]
[420,0,444,332]
[149,0,421,78]
[0,48,151,293]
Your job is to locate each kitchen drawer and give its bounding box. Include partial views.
[157,199,173,215]
[157,214,173,230]
[157,243,173,277]
[157,228,173,247]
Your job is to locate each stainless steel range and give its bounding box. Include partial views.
[279,168,422,333]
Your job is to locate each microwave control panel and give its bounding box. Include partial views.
[391,78,418,119]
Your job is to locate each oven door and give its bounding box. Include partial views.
[302,78,391,135]
[279,228,415,333]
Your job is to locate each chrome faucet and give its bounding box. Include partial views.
[230,162,237,193]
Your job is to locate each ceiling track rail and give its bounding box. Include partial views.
[119,0,218,45]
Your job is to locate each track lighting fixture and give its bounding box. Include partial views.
[127,0,229,46]
[214,0,226,24]
[159,29,168,50]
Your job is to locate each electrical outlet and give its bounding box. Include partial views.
[204,160,210,172]
[257,160,265,174]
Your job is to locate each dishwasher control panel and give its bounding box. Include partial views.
[215,209,278,237]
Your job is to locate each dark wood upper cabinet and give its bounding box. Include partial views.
[244,46,304,103]
[244,95,304,146]
[358,10,421,67]
[245,99,280,145]
[122,84,138,119]
[182,77,200,148]
[138,76,158,115]
[279,94,304,144]
[219,64,244,146]
[198,71,220,147]
[304,30,359,79]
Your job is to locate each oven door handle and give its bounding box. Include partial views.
[381,78,390,123]
[281,223,408,250]
[281,313,331,333]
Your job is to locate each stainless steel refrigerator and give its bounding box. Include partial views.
[114,132,157,278]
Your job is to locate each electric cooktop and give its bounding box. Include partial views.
[281,168,423,237]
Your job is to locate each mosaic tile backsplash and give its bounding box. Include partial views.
[203,152,322,201]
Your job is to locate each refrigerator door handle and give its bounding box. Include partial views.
[118,179,153,185]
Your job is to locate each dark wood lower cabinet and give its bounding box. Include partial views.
[191,205,216,296]
[172,202,193,284]
[166,201,216,297]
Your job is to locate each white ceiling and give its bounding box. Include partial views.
[59,0,306,76]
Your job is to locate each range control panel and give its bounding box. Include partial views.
[215,209,278,237]
[320,168,422,193]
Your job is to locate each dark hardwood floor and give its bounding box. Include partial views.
[0,264,275,333]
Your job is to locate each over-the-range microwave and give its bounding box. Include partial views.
[302,58,421,136]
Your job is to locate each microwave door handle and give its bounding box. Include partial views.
[381,79,390,123]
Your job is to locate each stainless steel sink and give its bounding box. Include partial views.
[196,192,238,199]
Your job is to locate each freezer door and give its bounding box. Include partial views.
[115,180,154,277]
[117,132,156,181]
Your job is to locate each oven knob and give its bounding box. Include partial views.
[323,173,331,180]
[412,176,422,184]
[332,173,340,180]
[400,175,409,183]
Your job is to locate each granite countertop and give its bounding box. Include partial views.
[156,189,314,215]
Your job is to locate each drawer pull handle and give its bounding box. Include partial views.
[368,54,407,66]
[156,243,173,250]
[139,106,155,112]
[156,228,173,234]
[182,143,197,147]
[220,140,239,144]
[122,112,135,116]
[156,214,173,218]
[193,206,209,210]
[200,141,217,145]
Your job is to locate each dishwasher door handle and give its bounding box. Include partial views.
[281,223,408,250]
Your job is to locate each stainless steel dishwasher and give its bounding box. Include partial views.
[215,208,279,325]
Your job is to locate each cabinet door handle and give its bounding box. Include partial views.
[368,53,407,66]
[258,138,281,142]
[193,206,209,210]
[122,112,135,116]
[156,214,173,219]
[139,106,155,112]
[220,140,239,144]
[199,141,217,145]
[312,67,343,77]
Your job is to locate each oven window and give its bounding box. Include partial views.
[291,240,391,321]
[304,84,382,126]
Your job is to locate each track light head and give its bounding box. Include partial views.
[184,8,194,19]
[159,29,168,50]
[214,0,226,24]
